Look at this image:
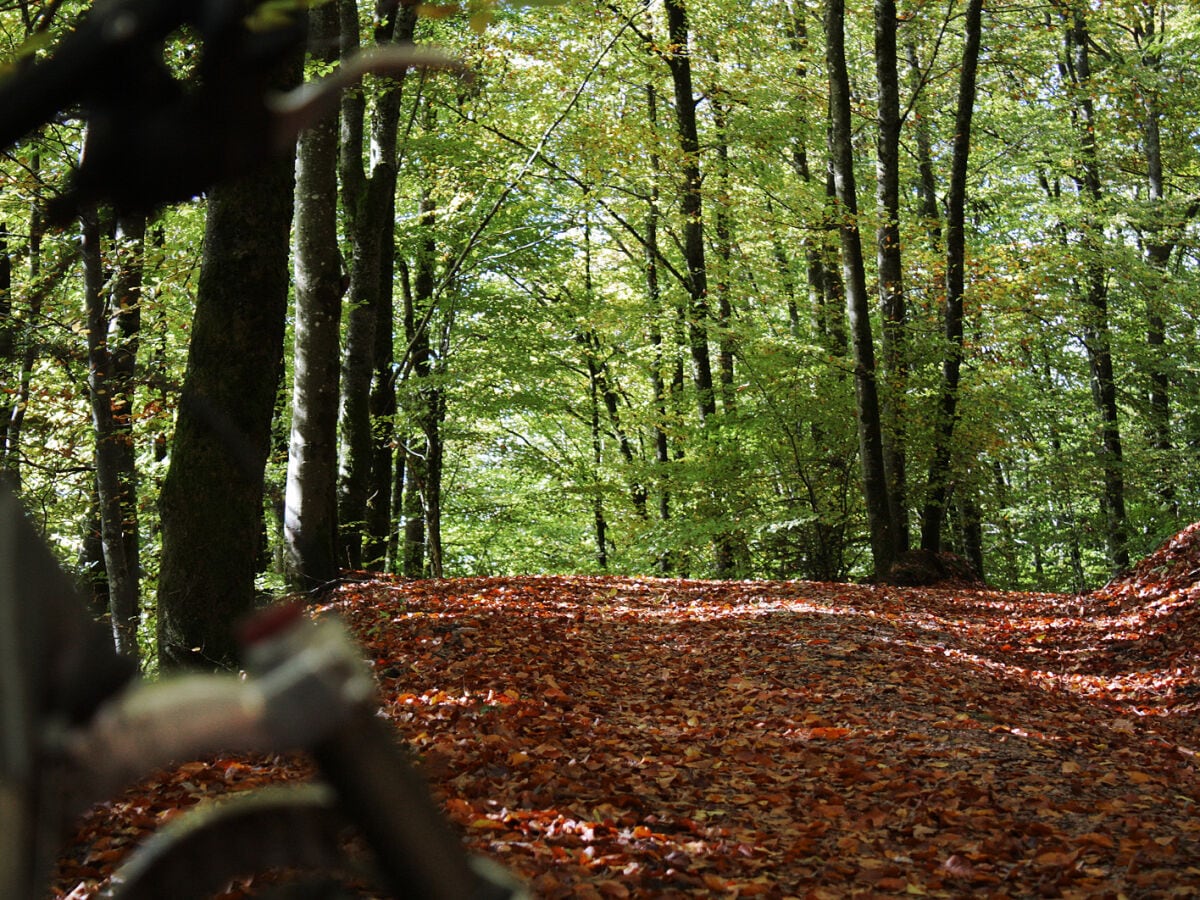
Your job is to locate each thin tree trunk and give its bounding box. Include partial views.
[921,0,983,553]
[906,40,942,249]
[1138,9,1181,512]
[586,350,608,569]
[711,89,736,415]
[1065,2,1129,571]
[109,212,144,595]
[826,0,894,579]
[875,0,908,553]
[664,0,716,425]
[403,189,438,577]
[4,188,46,489]
[0,221,13,490]
[81,206,139,662]
[285,1,343,589]
[644,83,673,571]
[336,0,412,569]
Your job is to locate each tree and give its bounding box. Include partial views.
[284,1,343,590]
[825,0,895,578]
[920,0,983,555]
[81,202,144,661]
[157,46,303,669]
[874,0,908,552]
[1062,1,1130,571]
[336,0,416,570]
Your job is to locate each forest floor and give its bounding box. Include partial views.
[50,527,1200,899]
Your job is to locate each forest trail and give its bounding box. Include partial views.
[52,528,1200,898]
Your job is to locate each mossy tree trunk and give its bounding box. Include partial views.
[156,54,300,668]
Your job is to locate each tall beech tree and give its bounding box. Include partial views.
[920,0,982,555]
[336,0,415,570]
[81,204,144,661]
[662,0,716,428]
[156,46,303,669]
[826,0,894,578]
[285,2,343,589]
[874,0,908,553]
[1063,1,1129,571]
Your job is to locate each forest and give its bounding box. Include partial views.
[0,0,1198,669]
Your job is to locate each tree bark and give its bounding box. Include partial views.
[921,0,982,554]
[2,187,46,489]
[663,0,716,425]
[336,0,411,570]
[157,48,301,670]
[285,1,343,590]
[644,82,674,572]
[905,40,942,249]
[1065,2,1129,571]
[402,187,444,577]
[81,206,140,662]
[826,0,895,579]
[875,0,908,552]
[1137,8,1183,512]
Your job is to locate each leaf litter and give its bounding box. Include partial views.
[49,529,1200,898]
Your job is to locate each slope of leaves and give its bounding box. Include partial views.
[51,565,1200,898]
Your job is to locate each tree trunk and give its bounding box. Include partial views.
[663,0,716,425]
[587,351,608,570]
[109,211,144,593]
[1138,11,1182,513]
[921,0,982,553]
[1065,2,1129,571]
[875,0,908,553]
[711,89,736,415]
[336,0,412,570]
[285,1,343,590]
[81,205,139,662]
[157,49,301,669]
[403,188,438,577]
[0,221,13,490]
[906,40,942,249]
[3,188,46,489]
[644,83,673,572]
[826,0,894,579]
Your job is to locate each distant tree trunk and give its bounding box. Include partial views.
[336,0,412,569]
[711,88,736,415]
[663,0,716,426]
[81,205,140,661]
[157,50,301,670]
[875,0,908,553]
[365,187,398,569]
[784,2,842,354]
[644,83,673,572]
[109,212,144,589]
[665,0,736,574]
[587,350,608,570]
[0,221,13,489]
[285,2,343,590]
[826,0,894,579]
[905,40,942,249]
[597,352,647,518]
[1137,11,1189,513]
[921,0,982,553]
[1064,2,1129,571]
[3,188,46,489]
[403,189,438,577]
[958,491,984,581]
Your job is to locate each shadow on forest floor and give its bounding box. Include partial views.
[51,525,1200,898]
